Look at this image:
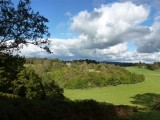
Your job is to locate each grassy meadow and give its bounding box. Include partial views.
[65,66,160,119]
[64,66,160,107]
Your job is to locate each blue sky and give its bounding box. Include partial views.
[30,0,95,38]
[29,0,110,38]
[12,0,160,62]
[13,0,121,38]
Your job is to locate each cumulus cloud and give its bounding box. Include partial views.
[136,18,160,53]
[19,2,160,62]
[19,40,160,62]
[70,2,150,49]
[119,0,160,10]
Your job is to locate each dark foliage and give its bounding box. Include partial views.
[146,62,160,70]
[0,54,64,100]
[103,61,137,67]
[13,67,64,100]
[0,0,50,53]
[0,52,25,93]
[0,94,137,120]
[13,67,46,99]
[150,97,160,110]
[71,59,99,64]
[131,93,160,110]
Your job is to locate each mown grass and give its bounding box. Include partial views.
[64,66,160,107]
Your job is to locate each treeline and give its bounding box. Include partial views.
[0,52,145,99]
[146,62,160,70]
[136,62,160,70]
[103,61,137,67]
[0,53,140,120]
[25,58,145,89]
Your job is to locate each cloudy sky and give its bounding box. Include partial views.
[13,0,160,62]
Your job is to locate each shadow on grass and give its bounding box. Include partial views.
[130,93,160,120]
[133,110,160,120]
[131,93,160,108]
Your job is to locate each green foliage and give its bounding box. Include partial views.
[0,54,64,101]
[43,80,64,100]
[0,53,25,93]
[146,64,157,70]
[13,67,64,100]
[150,98,160,110]
[13,67,45,99]
[0,95,137,120]
[65,79,89,89]
[0,92,18,98]
[145,62,160,70]
[25,58,145,89]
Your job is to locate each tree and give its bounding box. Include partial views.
[13,67,64,100]
[0,52,25,93]
[43,80,64,100]
[13,67,45,99]
[0,0,51,53]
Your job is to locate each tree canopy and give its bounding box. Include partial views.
[0,0,50,53]
[0,52,25,93]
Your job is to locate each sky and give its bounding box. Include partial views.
[12,0,160,62]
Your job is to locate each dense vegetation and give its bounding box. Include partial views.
[146,62,160,70]
[0,93,139,120]
[0,53,64,100]
[0,53,143,120]
[0,53,141,120]
[0,53,25,93]
[136,61,160,71]
[25,58,145,89]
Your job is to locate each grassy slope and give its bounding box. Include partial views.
[64,67,160,107]
[65,66,160,119]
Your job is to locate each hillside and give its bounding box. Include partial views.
[65,67,160,106]
[65,66,160,120]
[25,58,145,89]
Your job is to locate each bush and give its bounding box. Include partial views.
[0,53,25,93]
[149,97,160,110]
[0,96,137,120]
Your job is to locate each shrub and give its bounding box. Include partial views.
[149,97,160,110]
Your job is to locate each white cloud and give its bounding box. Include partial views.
[70,2,150,49]
[19,40,160,62]
[119,0,160,10]
[19,2,160,62]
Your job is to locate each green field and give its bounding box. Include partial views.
[65,66,160,119]
[64,67,160,107]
